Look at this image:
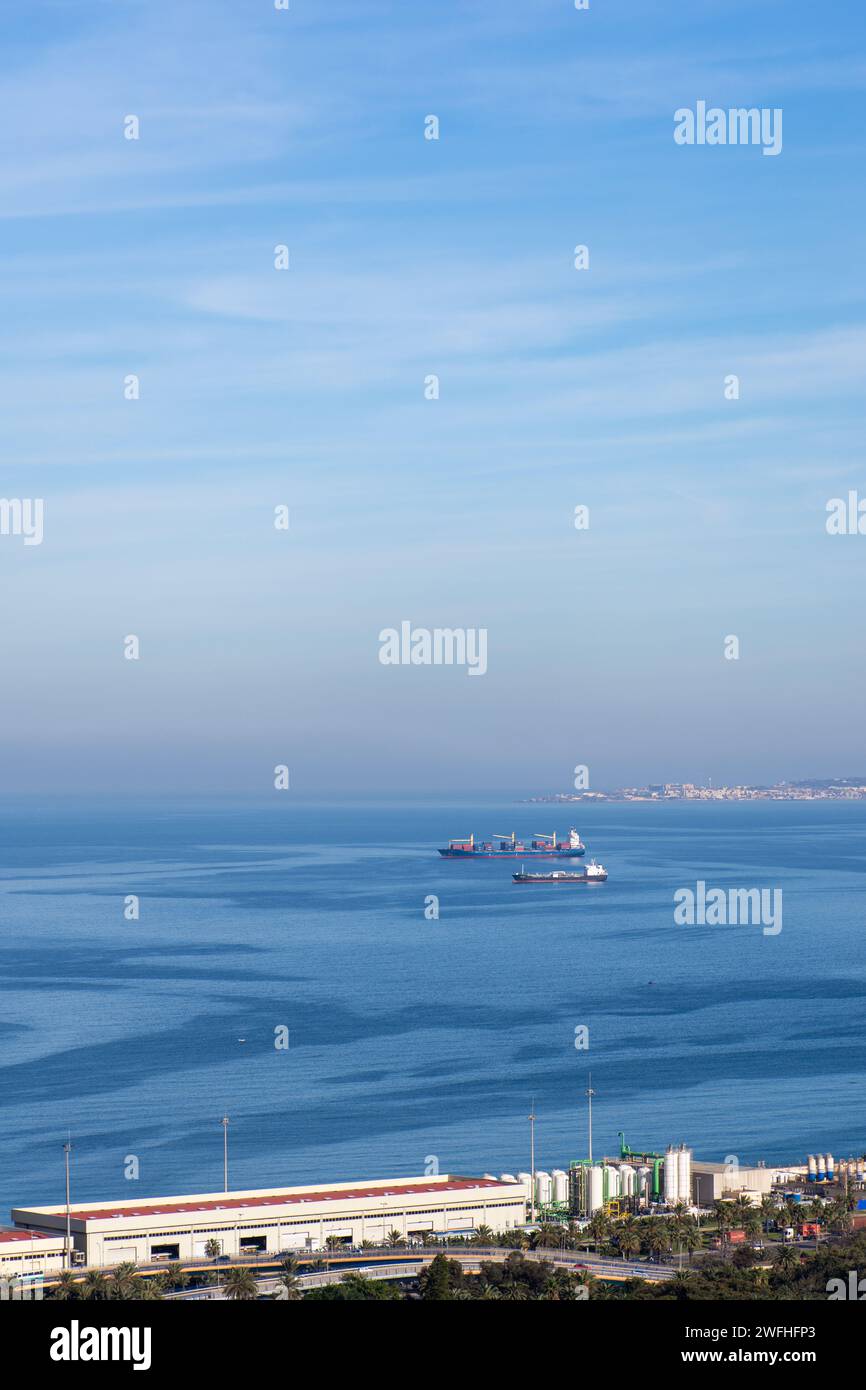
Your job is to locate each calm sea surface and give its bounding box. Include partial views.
[1,797,864,1218]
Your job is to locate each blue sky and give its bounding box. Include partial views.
[1,0,865,794]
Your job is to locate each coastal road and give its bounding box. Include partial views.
[167,1247,676,1298]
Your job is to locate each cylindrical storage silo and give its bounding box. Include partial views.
[678,1146,692,1206]
[637,1165,652,1204]
[588,1165,604,1214]
[619,1164,635,1198]
[825,1153,835,1181]
[517,1172,534,1207]
[602,1164,618,1201]
[816,1155,826,1182]
[535,1171,552,1207]
[858,1159,865,1179]
[500,1173,517,1183]
[552,1169,568,1204]
[807,1155,817,1182]
[664,1147,679,1204]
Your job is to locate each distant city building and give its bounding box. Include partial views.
[529,777,866,804]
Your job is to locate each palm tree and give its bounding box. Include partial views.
[223,1266,259,1301]
[531,1223,564,1250]
[587,1212,610,1250]
[759,1196,777,1233]
[617,1221,641,1261]
[137,1279,164,1301]
[472,1224,495,1247]
[79,1269,110,1301]
[773,1245,801,1276]
[360,1240,375,1251]
[501,1228,529,1250]
[713,1200,733,1247]
[827,1199,851,1234]
[646,1219,671,1264]
[386,1229,403,1248]
[105,1262,139,1299]
[501,1282,528,1300]
[275,1257,301,1301]
[668,1270,694,1300]
[324,1236,344,1251]
[163,1261,189,1292]
[204,1239,222,1260]
[50,1271,80,1301]
[682,1220,703,1265]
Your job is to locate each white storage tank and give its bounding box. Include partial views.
[664,1147,679,1204]
[825,1153,835,1181]
[552,1169,568,1204]
[678,1146,692,1205]
[587,1166,604,1213]
[816,1155,826,1181]
[619,1164,635,1197]
[807,1155,817,1182]
[517,1172,534,1206]
[602,1164,619,1201]
[637,1165,652,1203]
[535,1171,552,1207]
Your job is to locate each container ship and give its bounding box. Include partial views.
[512,860,607,883]
[438,829,585,858]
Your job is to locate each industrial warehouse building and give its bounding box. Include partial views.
[691,1161,775,1206]
[0,1228,67,1279]
[9,1174,526,1272]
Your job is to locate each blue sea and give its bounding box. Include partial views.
[1,797,864,1219]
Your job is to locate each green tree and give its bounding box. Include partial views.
[646,1219,671,1264]
[531,1222,564,1250]
[79,1270,109,1301]
[163,1261,190,1292]
[420,1252,455,1300]
[305,1273,401,1301]
[275,1257,301,1301]
[105,1262,139,1299]
[617,1219,641,1261]
[49,1271,80,1301]
[587,1212,610,1249]
[223,1266,259,1301]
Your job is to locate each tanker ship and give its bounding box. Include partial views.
[512,860,607,883]
[438,829,585,858]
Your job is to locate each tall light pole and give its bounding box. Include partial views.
[585,1073,595,1164]
[63,1135,73,1270]
[528,1099,537,1223]
[221,1114,230,1193]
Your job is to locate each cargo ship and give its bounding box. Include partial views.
[513,860,607,883]
[438,829,585,858]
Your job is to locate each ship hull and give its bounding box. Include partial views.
[513,874,606,883]
[439,847,585,858]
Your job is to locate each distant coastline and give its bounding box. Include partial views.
[527,778,866,803]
